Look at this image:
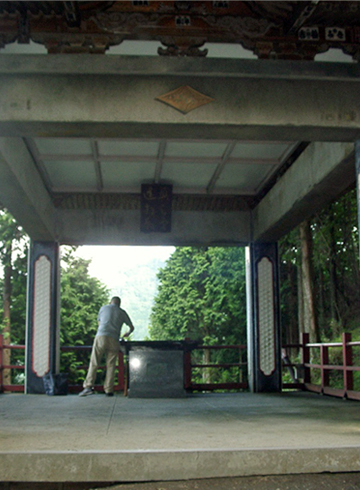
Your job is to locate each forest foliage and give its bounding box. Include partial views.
[148,246,247,386]
[149,246,247,345]
[59,249,110,384]
[0,186,359,387]
[280,188,360,346]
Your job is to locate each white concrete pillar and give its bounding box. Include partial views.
[246,242,282,392]
[25,241,60,394]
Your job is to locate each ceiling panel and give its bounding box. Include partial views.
[101,160,156,189]
[43,160,97,190]
[35,138,92,155]
[161,161,218,188]
[165,141,228,158]
[231,142,295,161]
[98,140,159,157]
[217,163,276,193]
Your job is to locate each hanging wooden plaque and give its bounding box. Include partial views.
[141,184,173,233]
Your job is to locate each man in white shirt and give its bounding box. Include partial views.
[79,296,134,397]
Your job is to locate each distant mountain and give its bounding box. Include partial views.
[108,257,167,340]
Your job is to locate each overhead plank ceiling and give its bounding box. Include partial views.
[27,137,298,197]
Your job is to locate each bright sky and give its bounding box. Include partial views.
[74,245,175,290]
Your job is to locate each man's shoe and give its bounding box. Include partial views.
[79,387,94,397]
[105,392,114,397]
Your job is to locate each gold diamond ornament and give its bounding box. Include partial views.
[156,85,214,114]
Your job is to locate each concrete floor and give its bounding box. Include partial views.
[1,391,360,485]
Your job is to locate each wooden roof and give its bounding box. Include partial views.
[0,1,359,59]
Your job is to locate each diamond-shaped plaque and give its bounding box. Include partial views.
[156,85,214,114]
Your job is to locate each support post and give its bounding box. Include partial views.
[25,241,60,394]
[320,344,329,393]
[246,242,282,392]
[356,141,360,258]
[343,332,353,395]
[0,334,3,392]
[302,333,311,385]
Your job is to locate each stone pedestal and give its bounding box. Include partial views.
[124,341,187,398]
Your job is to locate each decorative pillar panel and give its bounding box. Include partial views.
[246,242,282,392]
[25,241,60,394]
[356,141,360,259]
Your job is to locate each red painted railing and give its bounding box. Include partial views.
[60,345,125,394]
[0,335,247,394]
[184,343,248,392]
[0,334,25,392]
[0,335,125,394]
[4,332,358,399]
[283,332,360,401]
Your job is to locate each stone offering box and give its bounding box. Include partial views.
[120,340,194,398]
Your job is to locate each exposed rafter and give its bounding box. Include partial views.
[207,141,236,194]
[23,137,54,193]
[91,139,104,192]
[154,140,166,184]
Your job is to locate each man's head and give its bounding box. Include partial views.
[110,296,121,307]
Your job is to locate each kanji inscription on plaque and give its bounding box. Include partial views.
[141,184,172,233]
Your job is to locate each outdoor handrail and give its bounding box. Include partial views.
[0,335,125,394]
[0,335,25,392]
[0,336,248,394]
[305,341,360,348]
[3,333,360,399]
[283,332,360,401]
[185,343,248,392]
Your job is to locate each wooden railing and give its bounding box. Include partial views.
[60,345,125,394]
[184,343,248,392]
[0,334,25,392]
[0,335,125,394]
[4,332,359,399]
[0,335,248,394]
[282,332,360,401]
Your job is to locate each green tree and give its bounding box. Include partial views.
[0,209,27,385]
[60,248,109,384]
[2,243,111,386]
[312,190,360,335]
[280,188,360,347]
[149,246,246,343]
[149,247,247,385]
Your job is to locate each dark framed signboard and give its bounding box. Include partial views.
[141,184,173,233]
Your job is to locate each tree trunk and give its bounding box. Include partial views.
[2,263,12,387]
[318,267,326,337]
[297,261,304,339]
[287,261,299,356]
[328,208,342,330]
[300,220,320,343]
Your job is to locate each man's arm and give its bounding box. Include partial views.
[122,324,134,338]
[121,309,135,338]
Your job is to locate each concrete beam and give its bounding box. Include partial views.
[55,209,251,246]
[253,142,355,242]
[0,58,360,142]
[0,138,55,240]
[1,55,360,81]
